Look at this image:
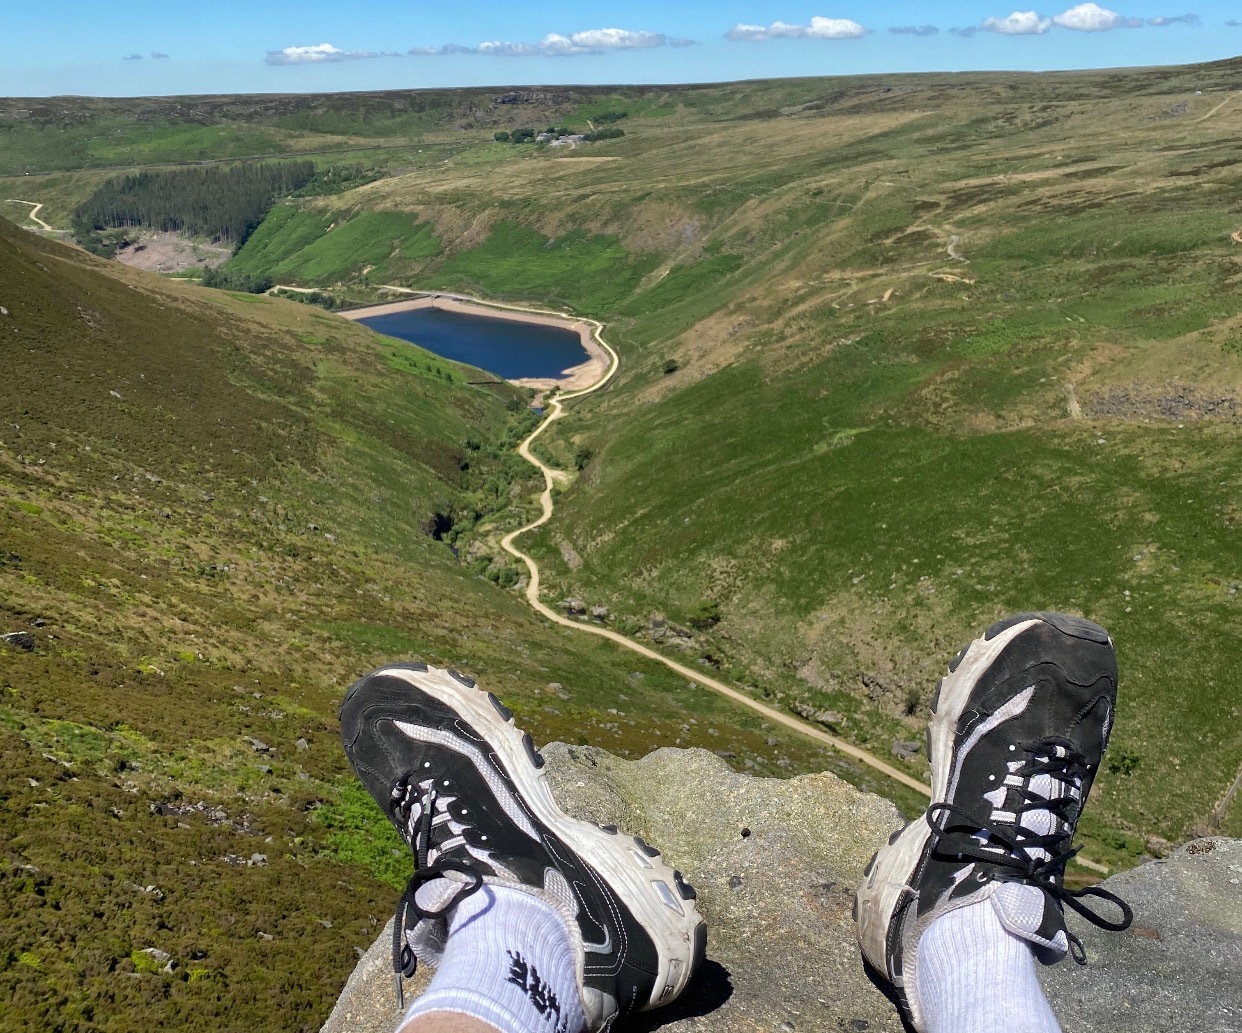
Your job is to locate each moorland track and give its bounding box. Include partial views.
[5,200,53,231]
[456,296,937,798]
[1196,90,1239,122]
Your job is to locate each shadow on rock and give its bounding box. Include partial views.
[628,959,734,1030]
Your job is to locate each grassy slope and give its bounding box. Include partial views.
[0,220,867,1032]
[185,61,1242,867]
[2,62,1240,871]
[526,79,1242,863]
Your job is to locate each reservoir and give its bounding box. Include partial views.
[355,304,590,381]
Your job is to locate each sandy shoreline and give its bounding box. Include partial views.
[341,294,610,393]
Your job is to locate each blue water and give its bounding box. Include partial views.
[357,305,588,379]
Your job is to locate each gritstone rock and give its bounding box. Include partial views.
[2,631,36,651]
[321,746,1241,1033]
[1039,836,1242,1031]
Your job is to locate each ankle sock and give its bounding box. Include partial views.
[398,884,586,1033]
[915,891,1061,1033]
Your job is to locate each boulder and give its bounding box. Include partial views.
[2,631,35,651]
[891,740,921,761]
[1040,836,1242,1031]
[322,746,1241,1033]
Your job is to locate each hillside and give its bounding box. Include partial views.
[56,59,1239,868]
[0,219,867,1032]
[2,56,1241,1009]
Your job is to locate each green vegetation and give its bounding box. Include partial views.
[226,207,440,284]
[201,267,273,293]
[6,56,1242,1027]
[0,215,854,1031]
[425,221,658,316]
[272,286,348,309]
[295,164,386,197]
[72,161,315,253]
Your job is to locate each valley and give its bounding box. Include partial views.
[2,56,1241,1032]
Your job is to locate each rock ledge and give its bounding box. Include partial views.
[324,745,1241,1033]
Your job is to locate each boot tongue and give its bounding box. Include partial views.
[983,764,1076,959]
[989,881,1069,958]
[403,875,469,965]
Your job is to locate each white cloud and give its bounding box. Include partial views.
[571,28,666,49]
[411,28,676,57]
[265,43,401,64]
[725,23,772,39]
[408,43,475,55]
[1053,3,1142,31]
[807,16,869,37]
[726,16,868,40]
[889,25,941,36]
[1147,13,1198,25]
[477,34,586,56]
[982,10,1053,34]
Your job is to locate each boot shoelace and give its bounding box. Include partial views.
[927,736,1133,963]
[388,772,484,1006]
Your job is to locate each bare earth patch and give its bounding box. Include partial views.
[113,231,232,274]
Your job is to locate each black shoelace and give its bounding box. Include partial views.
[388,773,484,1006]
[927,736,1133,963]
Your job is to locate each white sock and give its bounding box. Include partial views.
[915,893,1062,1033]
[397,885,586,1033]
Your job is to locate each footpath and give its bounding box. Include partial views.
[416,294,940,798]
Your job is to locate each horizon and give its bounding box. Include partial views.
[4,1,1240,98]
[6,54,1239,103]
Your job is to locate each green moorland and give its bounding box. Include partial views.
[0,218,875,1032]
[57,60,1234,868]
[2,59,1242,1023]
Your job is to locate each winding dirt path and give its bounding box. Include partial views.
[6,200,53,231]
[1196,91,1239,123]
[481,299,933,798]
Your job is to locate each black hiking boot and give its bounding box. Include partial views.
[340,663,706,1030]
[854,612,1133,1031]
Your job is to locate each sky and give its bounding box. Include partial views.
[3,1,1240,97]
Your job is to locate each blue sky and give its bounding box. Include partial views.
[4,1,1240,97]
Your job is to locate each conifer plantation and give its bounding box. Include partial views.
[72,161,315,248]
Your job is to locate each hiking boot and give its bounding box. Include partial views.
[339,663,706,1029]
[854,612,1133,1032]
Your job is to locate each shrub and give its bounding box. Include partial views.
[687,600,721,629]
[201,267,273,294]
